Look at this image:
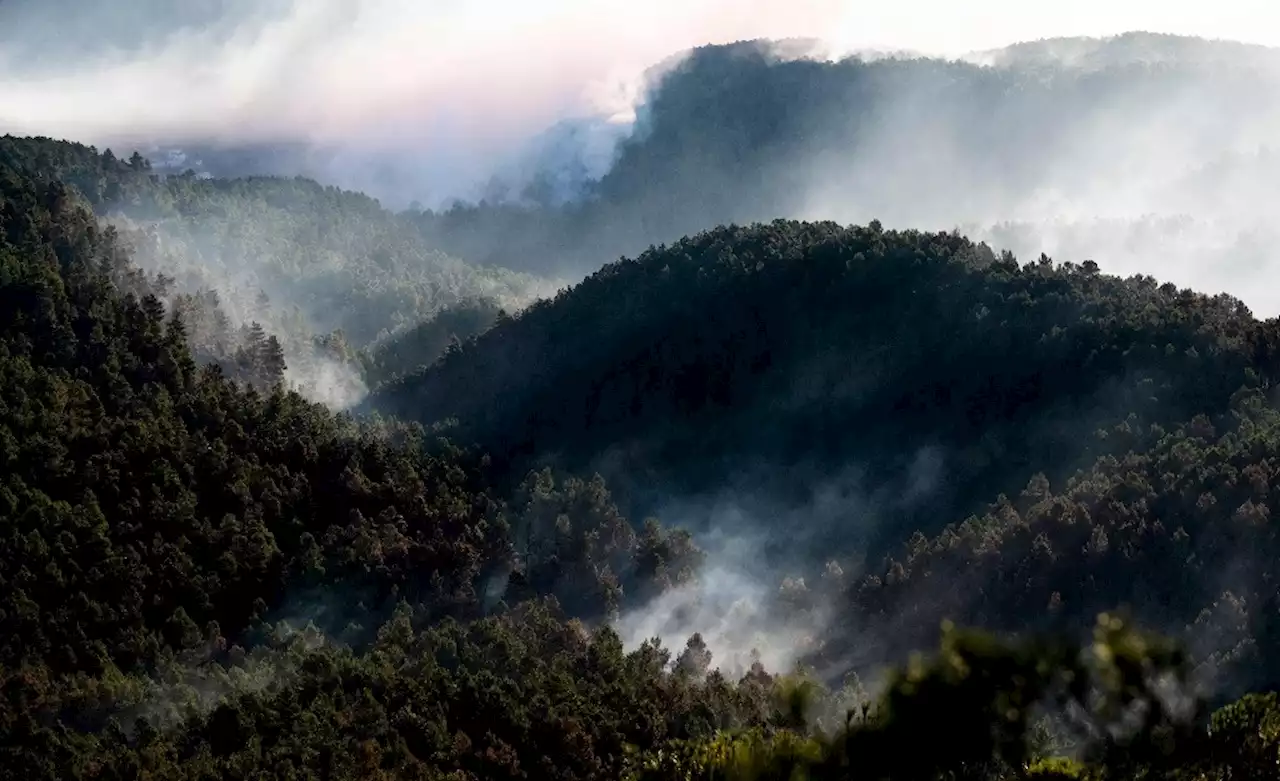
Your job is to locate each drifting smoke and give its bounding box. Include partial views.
[110,618,330,736]
[119,217,373,409]
[8,3,1280,319]
[587,35,1280,317]
[614,529,832,676]
[4,0,1280,208]
[290,355,367,411]
[614,450,947,680]
[0,0,859,207]
[766,37,1280,317]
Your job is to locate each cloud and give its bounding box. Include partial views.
[613,527,832,676]
[5,0,1280,206]
[7,1,1280,313]
[0,0,846,200]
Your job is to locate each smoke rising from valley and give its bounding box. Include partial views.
[9,0,1280,696]
[0,0,858,205]
[7,2,1280,320]
[3,1,1280,210]
[614,526,831,677]
[611,450,949,681]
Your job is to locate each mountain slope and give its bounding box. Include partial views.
[0,135,555,406]
[370,219,1262,557]
[832,388,1280,695]
[6,128,1280,778]
[0,135,751,780]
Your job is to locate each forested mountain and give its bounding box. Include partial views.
[8,28,1280,778]
[0,133,736,778]
[371,220,1261,556]
[7,135,1280,777]
[372,213,1280,716]
[0,135,552,407]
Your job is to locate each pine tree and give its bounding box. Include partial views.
[258,334,287,386]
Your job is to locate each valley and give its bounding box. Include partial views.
[4,23,1280,781]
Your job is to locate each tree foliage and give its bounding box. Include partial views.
[373,219,1259,557]
[6,128,1280,778]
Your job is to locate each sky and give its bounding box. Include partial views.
[2,0,1277,150]
[827,0,1280,53]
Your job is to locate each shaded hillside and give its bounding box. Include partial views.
[0,135,546,343]
[360,299,505,389]
[0,127,751,780]
[370,219,1261,556]
[0,135,553,407]
[7,122,1280,781]
[822,386,1280,695]
[0,118,1232,781]
[0,144,709,672]
[409,35,1280,278]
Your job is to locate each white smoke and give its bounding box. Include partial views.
[4,1,1280,207]
[614,529,832,676]
[0,0,851,205]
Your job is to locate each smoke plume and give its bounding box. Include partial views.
[3,1,1278,208]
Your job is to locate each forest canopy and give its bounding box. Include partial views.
[0,134,554,408]
[7,33,1280,778]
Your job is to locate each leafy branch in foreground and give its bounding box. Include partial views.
[627,613,1203,781]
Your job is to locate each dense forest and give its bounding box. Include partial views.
[372,215,1280,701]
[5,129,1280,777]
[8,27,1280,778]
[0,134,552,408]
[371,221,1259,554]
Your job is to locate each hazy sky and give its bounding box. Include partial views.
[1,0,1276,148]
[827,0,1279,53]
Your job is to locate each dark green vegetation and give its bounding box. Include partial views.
[373,215,1280,718]
[0,134,549,406]
[373,221,1257,557]
[360,299,505,390]
[0,137,713,778]
[9,35,1280,773]
[7,130,1280,773]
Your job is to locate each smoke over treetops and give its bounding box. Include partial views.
[0,0,852,203]
[15,8,1280,773]
[9,4,1280,320]
[3,1,1277,206]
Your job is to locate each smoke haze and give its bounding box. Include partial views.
[0,0,851,205]
[11,3,1280,320]
[612,449,948,679]
[4,0,1280,207]
[10,0,1280,668]
[614,525,832,677]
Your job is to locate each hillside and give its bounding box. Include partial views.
[7,127,1280,776]
[0,135,553,406]
[0,136,731,779]
[370,219,1262,556]
[359,299,505,389]
[9,31,1280,776]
